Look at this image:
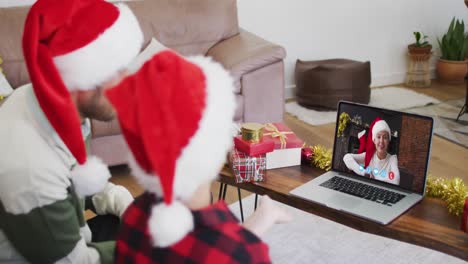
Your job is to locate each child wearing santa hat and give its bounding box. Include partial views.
[106,49,291,263]
[0,0,143,263]
[343,118,400,185]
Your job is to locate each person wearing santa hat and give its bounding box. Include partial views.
[0,0,143,263]
[106,49,292,263]
[343,118,400,185]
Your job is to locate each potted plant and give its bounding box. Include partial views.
[408,32,432,55]
[436,17,468,84]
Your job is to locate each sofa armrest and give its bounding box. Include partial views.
[206,29,286,93]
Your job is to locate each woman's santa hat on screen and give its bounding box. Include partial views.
[105,50,236,247]
[357,118,391,167]
[22,0,143,196]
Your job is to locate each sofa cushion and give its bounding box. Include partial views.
[234,94,243,122]
[127,0,239,56]
[207,30,286,94]
[128,37,168,73]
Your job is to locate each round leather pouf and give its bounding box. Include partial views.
[295,59,371,110]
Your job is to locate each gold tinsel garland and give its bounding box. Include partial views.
[425,176,468,216]
[337,112,350,137]
[310,145,332,171]
[306,144,467,216]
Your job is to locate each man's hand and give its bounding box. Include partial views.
[92,182,134,218]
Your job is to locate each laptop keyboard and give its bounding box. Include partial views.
[319,176,406,206]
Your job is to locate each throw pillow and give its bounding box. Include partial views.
[127,37,168,74]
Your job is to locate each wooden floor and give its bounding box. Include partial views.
[109,80,468,205]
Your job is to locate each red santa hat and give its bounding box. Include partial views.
[22,0,143,196]
[357,117,391,167]
[105,50,236,247]
[372,120,391,142]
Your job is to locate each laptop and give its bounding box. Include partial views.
[290,101,434,225]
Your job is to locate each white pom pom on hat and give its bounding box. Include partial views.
[149,201,194,247]
[105,50,236,247]
[71,156,111,197]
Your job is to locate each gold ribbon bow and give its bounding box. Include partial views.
[263,123,293,149]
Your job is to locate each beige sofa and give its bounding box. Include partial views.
[0,0,286,166]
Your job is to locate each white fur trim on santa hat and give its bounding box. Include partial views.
[149,200,194,247]
[71,156,111,197]
[127,56,236,202]
[53,4,143,91]
[372,120,391,142]
[358,129,366,139]
[127,153,163,195]
[173,56,235,201]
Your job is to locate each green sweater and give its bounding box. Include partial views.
[0,85,114,263]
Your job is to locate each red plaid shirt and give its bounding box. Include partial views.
[116,192,271,264]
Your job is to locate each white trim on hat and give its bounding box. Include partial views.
[53,4,143,91]
[172,56,236,202]
[127,154,163,195]
[128,55,236,203]
[372,120,391,142]
[358,129,366,139]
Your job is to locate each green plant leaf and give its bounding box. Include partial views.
[414,32,421,44]
[438,17,466,61]
[464,33,468,59]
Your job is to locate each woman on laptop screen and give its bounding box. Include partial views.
[343,118,400,185]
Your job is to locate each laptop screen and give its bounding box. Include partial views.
[332,101,434,195]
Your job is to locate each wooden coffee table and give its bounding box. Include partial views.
[218,164,468,261]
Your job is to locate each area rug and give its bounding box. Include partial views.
[229,195,464,264]
[285,87,440,126]
[406,98,468,148]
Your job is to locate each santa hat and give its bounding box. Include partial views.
[372,120,391,142]
[357,117,391,167]
[105,50,236,247]
[22,0,143,196]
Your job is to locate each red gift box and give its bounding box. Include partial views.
[233,136,275,156]
[229,148,266,183]
[461,198,468,232]
[262,123,304,149]
[262,123,304,169]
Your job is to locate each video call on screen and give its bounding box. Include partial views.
[333,103,433,194]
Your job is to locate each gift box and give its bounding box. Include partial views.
[461,198,468,233]
[229,148,266,183]
[234,136,275,156]
[262,123,304,169]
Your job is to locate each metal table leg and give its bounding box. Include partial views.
[237,187,244,223]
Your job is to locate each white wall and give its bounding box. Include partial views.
[0,0,135,7]
[237,0,468,98]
